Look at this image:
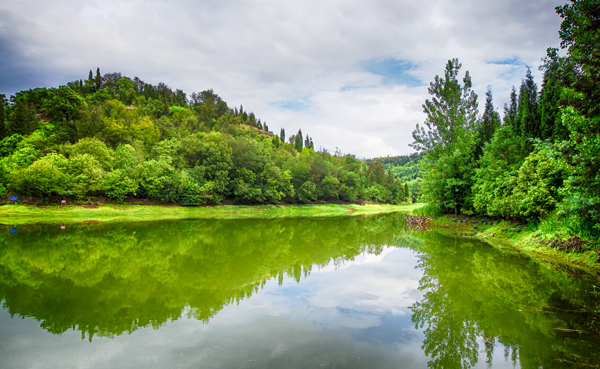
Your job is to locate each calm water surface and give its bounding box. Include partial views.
[0,213,599,368]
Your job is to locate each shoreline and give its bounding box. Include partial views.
[0,203,422,226]
[428,215,600,274]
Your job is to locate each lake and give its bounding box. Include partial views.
[0,213,599,368]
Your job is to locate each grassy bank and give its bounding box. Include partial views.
[0,203,422,225]
[422,214,600,273]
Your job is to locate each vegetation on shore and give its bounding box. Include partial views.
[410,1,600,263]
[0,203,421,226]
[420,212,600,272]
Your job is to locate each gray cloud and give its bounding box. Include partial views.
[0,0,565,157]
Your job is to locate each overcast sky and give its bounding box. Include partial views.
[0,0,565,158]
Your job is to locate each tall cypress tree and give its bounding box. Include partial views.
[94,68,102,90]
[503,86,518,128]
[295,129,303,152]
[280,128,285,143]
[517,67,541,150]
[475,86,501,159]
[539,48,569,141]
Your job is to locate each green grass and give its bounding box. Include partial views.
[429,215,600,273]
[0,203,421,225]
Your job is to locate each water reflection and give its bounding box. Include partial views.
[0,214,405,341]
[0,214,599,369]
[409,231,600,369]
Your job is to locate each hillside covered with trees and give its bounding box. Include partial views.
[0,71,408,205]
[368,153,423,202]
[411,0,600,240]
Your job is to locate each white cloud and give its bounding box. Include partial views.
[0,0,565,157]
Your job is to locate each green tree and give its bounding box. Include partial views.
[517,67,540,150]
[503,86,518,127]
[294,129,303,152]
[0,94,6,140]
[94,68,102,90]
[472,126,525,217]
[280,127,285,143]
[411,59,479,214]
[539,48,569,141]
[297,181,317,203]
[552,0,600,232]
[474,86,501,159]
[103,169,138,203]
[9,100,36,136]
[9,153,70,199]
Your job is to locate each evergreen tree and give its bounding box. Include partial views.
[503,86,518,127]
[280,128,285,143]
[304,134,310,149]
[539,49,568,141]
[554,0,600,229]
[517,67,540,150]
[411,59,479,214]
[9,100,32,136]
[309,137,314,149]
[88,70,93,82]
[94,68,102,90]
[404,183,410,200]
[475,86,501,159]
[295,129,303,152]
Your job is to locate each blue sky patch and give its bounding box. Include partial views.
[361,59,423,87]
[486,56,523,66]
[270,98,310,111]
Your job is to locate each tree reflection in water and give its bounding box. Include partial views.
[1,214,599,368]
[409,231,600,369]
[0,214,405,340]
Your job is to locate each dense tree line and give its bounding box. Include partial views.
[368,152,423,202]
[0,71,407,205]
[412,0,600,238]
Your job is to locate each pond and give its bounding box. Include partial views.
[0,213,599,368]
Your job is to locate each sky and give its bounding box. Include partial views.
[0,0,566,158]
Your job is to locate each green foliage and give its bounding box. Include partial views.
[67,153,107,198]
[412,59,479,214]
[297,181,317,203]
[9,100,37,136]
[9,153,69,198]
[319,175,340,201]
[512,149,566,219]
[103,169,138,203]
[0,94,6,140]
[0,69,418,206]
[0,134,24,157]
[554,104,600,231]
[474,86,501,159]
[67,137,114,170]
[517,67,540,150]
[472,126,525,217]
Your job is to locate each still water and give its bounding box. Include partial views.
[0,213,598,368]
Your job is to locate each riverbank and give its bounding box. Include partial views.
[425,215,600,273]
[0,203,423,225]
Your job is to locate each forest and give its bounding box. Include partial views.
[368,152,423,203]
[0,75,409,205]
[411,0,599,240]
